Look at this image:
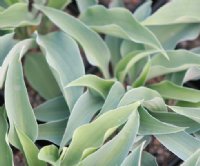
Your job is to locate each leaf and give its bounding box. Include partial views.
[134,0,152,22]
[61,102,140,166]
[147,24,200,50]
[24,53,61,99]
[100,81,125,114]
[149,80,200,102]
[121,141,145,166]
[80,110,139,166]
[38,145,60,166]
[141,151,158,166]
[120,40,144,56]
[47,0,71,9]
[60,90,104,148]
[34,96,69,122]
[105,36,122,67]
[0,3,41,29]
[80,5,167,58]
[35,5,111,78]
[181,149,200,166]
[143,0,200,25]
[118,87,167,112]
[148,50,200,80]
[4,39,38,147]
[183,66,200,83]
[76,0,97,13]
[132,59,151,87]
[169,106,200,124]
[156,132,200,160]
[38,119,67,145]
[15,127,46,166]
[150,111,200,134]
[139,107,185,135]
[36,31,85,110]
[0,32,17,88]
[66,75,114,99]
[0,107,13,166]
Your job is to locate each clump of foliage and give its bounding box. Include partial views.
[1,0,200,165]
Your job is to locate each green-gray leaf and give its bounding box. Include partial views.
[34,5,111,78]
[34,96,69,122]
[0,107,13,166]
[24,53,61,99]
[0,3,41,29]
[36,31,85,110]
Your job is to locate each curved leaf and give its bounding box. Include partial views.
[148,50,200,80]
[60,90,104,148]
[80,5,167,58]
[66,75,114,99]
[80,110,139,166]
[0,32,17,88]
[5,39,38,147]
[169,106,200,124]
[61,102,140,166]
[139,107,185,135]
[0,3,41,29]
[36,31,85,110]
[76,0,97,13]
[34,96,69,122]
[121,141,145,166]
[156,132,200,160]
[143,0,200,25]
[0,107,13,166]
[24,53,61,99]
[38,119,67,145]
[15,127,46,166]
[149,81,200,102]
[35,5,111,78]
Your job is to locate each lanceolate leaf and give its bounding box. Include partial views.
[61,102,140,166]
[80,5,167,58]
[0,3,41,29]
[36,31,85,110]
[156,132,200,160]
[169,106,200,124]
[47,0,72,9]
[24,53,61,100]
[38,119,67,145]
[34,96,69,122]
[143,0,200,25]
[35,5,111,78]
[141,151,158,166]
[0,32,17,88]
[0,107,13,166]
[150,111,200,134]
[5,39,38,146]
[149,81,200,102]
[148,50,200,80]
[134,0,152,22]
[181,149,200,166]
[80,110,139,166]
[121,141,145,166]
[139,107,185,135]
[118,87,167,112]
[38,145,60,166]
[148,24,200,50]
[100,81,125,114]
[115,50,155,82]
[76,0,97,13]
[15,127,46,166]
[60,91,104,148]
[66,75,114,99]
